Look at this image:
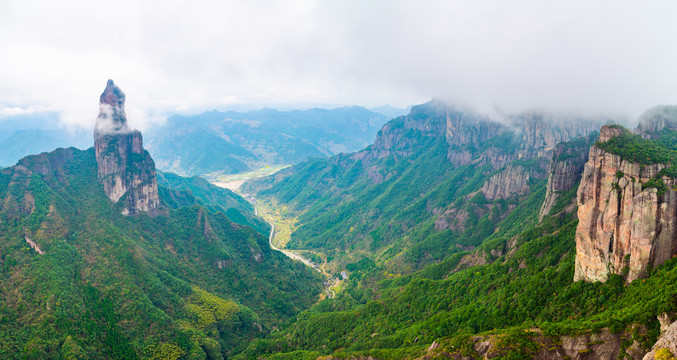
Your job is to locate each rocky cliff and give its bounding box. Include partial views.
[94,80,161,215]
[480,164,533,201]
[574,125,677,282]
[538,134,595,221]
[475,113,600,202]
[637,105,677,136]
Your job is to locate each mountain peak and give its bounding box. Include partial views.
[95,79,129,135]
[93,80,161,216]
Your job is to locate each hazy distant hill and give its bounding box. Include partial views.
[144,106,390,176]
[0,113,90,167]
[369,104,410,118]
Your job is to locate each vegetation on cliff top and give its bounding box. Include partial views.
[596,127,677,167]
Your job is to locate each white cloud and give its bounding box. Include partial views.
[0,0,676,129]
[0,106,36,117]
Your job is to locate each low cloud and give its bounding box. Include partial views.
[1,0,676,129]
[0,106,36,118]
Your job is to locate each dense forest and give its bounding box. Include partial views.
[0,148,322,359]
[237,104,677,359]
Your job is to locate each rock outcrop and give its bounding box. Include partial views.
[481,164,532,201]
[94,80,161,215]
[643,316,677,360]
[424,328,647,360]
[516,112,601,160]
[539,135,595,221]
[637,105,677,136]
[574,125,677,282]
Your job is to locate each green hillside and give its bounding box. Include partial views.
[233,103,677,358]
[235,131,677,359]
[157,171,269,236]
[0,147,322,359]
[244,102,591,273]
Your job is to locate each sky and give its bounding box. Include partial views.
[1,0,677,130]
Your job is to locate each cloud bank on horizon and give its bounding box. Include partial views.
[1,0,676,129]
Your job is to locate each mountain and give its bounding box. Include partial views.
[0,112,90,168]
[244,101,604,272]
[94,79,161,216]
[144,107,390,176]
[575,108,677,283]
[236,101,677,359]
[0,81,322,359]
[156,171,269,236]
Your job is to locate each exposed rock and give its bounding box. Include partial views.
[25,236,45,255]
[539,135,594,221]
[553,330,646,360]
[93,80,161,216]
[427,341,440,352]
[597,125,627,143]
[659,313,674,332]
[637,105,677,136]
[440,329,646,360]
[516,112,602,160]
[455,251,488,271]
[445,107,503,152]
[644,318,677,360]
[481,164,531,201]
[574,125,677,282]
[367,165,384,184]
[369,102,448,160]
[434,208,470,232]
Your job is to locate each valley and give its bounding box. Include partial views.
[3,2,675,360]
[208,165,290,191]
[2,82,677,360]
[232,102,677,359]
[239,192,343,300]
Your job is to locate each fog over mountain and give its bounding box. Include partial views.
[1,0,676,130]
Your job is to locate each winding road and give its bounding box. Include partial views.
[262,213,338,299]
[266,220,317,268]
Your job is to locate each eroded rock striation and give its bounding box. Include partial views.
[574,125,677,282]
[94,80,161,215]
[636,105,677,136]
[538,134,595,221]
[480,164,532,201]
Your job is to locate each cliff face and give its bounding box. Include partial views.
[94,80,161,215]
[574,125,677,282]
[636,105,677,135]
[480,164,532,201]
[476,114,600,202]
[538,135,594,221]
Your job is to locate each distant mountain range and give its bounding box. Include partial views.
[143,107,391,176]
[0,106,397,176]
[0,113,90,167]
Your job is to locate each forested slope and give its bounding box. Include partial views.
[0,147,322,359]
[244,101,603,273]
[236,107,677,359]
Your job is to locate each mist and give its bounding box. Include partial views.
[1,0,676,130]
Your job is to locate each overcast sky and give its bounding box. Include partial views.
[1,0,676,129]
